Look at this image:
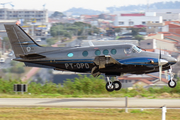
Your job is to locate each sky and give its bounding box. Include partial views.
[0,0,179,12]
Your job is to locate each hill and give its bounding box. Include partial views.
[63,1,180,15]
[107,1,180,13]
[64,7,102,15]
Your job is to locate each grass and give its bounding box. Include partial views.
[0,75,180,99]
[0,93,125,98]
[0,108,179,120]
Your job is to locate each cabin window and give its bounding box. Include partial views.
[111,49,117,55]
[82,51,88,57]
[95,50,101,56]
[67,53,73,57]
[103,49,109,55]
[119,22,124,25]
[142,21,146,25]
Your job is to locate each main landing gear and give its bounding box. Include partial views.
[105,77,122,92]
[167,67,176,88]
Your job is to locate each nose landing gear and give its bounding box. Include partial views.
[105,77,122,92]
[167,67,176,88]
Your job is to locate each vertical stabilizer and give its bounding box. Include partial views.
[4,24,43,57]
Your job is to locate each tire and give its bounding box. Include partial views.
[113,81,122,91]
[106,82,115,92]
[168,80,176,88]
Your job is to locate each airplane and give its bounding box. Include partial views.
[4,24,177,92]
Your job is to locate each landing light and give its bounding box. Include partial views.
[150,60,154,64]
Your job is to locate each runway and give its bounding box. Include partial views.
[0,98,180,108]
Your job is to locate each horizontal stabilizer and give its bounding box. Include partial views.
[24,62,54,68]
[19,54,46,59]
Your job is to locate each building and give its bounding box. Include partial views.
[146,21,164,34]
[169,23,180,35]
[140,38,178,52]
[118,73,169,88]
[0,8,49,39]
[0,20,16,37]
[0,36,2,50]
[79,40,139,47]
[114,12,163,27]
[156,12,180,21]
[0,8,48,23]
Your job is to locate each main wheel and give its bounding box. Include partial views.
[106,82,115,92]
[113,81,122,91]
[168,80,176,88]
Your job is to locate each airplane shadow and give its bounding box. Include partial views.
[37,98,115,104]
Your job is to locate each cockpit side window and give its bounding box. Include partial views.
[124,47,131,54]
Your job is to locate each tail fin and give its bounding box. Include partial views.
[4,24,42,57]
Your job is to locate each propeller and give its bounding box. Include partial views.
[158,49,168,81]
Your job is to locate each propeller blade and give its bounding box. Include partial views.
[158,49,165,81]
[158,49,161,65]
[164,70,168,80]
[158,59,168,81]
[159,65,162,81]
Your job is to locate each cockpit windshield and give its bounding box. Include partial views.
[132,46,142,53]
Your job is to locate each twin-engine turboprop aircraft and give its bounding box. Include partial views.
[4,24,177,91]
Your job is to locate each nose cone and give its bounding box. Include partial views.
[168,57,177,65]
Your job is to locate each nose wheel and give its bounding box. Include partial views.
[105,77,122,92]
[168,80,176,88]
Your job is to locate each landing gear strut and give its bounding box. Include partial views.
[167,67,176,88]
[105,77,122,92]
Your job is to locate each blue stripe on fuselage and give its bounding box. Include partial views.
[118,57,159,66]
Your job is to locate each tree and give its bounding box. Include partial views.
[64,32,72,38]
[46,38,56,46]
[50,11,65,18]
[49,22,99,39]
[114,28,122,33]
[128,28,144,41]
[131,28,139,36]
[134,35,144,41]
[2,37,11,50]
